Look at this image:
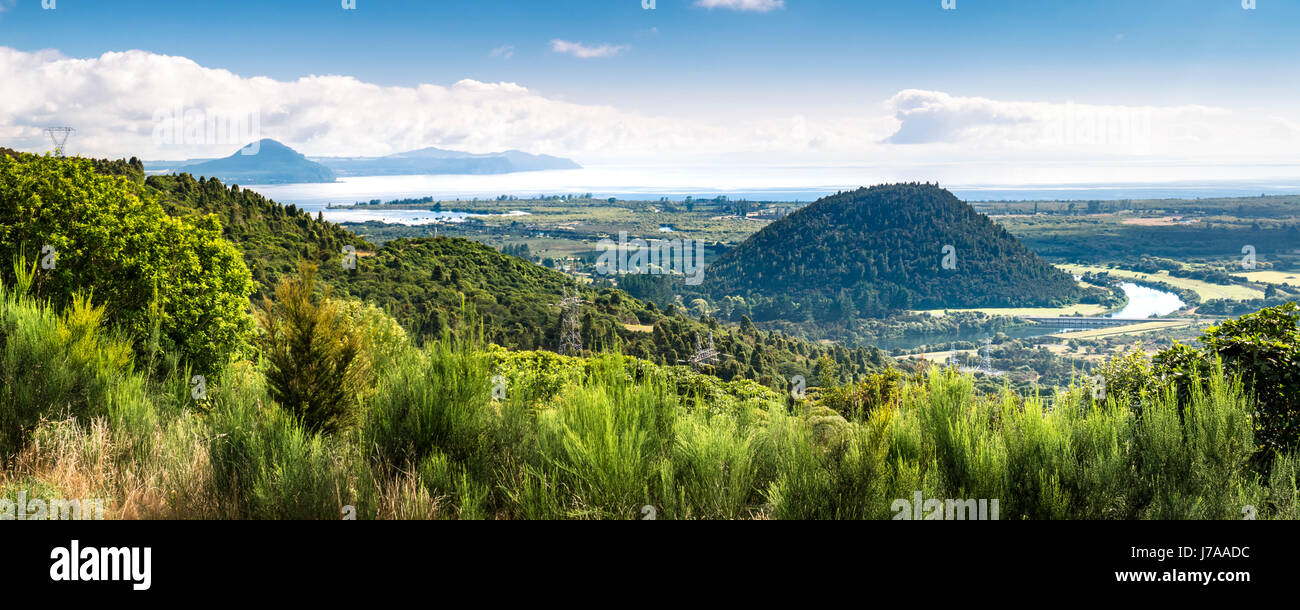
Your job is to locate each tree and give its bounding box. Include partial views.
[815,354,841,388]
[258,263,369,434]
[1195,303,1300,461]
[0,154,254,373]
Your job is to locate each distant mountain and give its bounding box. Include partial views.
[174,139,336,185]
[313,147,581,176]
[147,142,580,183]
[701,183,1090,317]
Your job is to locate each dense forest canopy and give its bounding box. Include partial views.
[698,183,1101,319]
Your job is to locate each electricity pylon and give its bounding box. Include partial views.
[681,330,724,370]
[555,286,589,356]
[44,127,75,156]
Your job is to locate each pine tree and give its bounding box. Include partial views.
[258,263,369,434]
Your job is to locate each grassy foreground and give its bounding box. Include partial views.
[2,279,1297,520]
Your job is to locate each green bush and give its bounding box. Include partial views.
[1196,303,1300,461]
[258,264,370,434]
[205,368,361,519]
[662,409,757,519]
[0,277,143,455]
[530,355,676,519]
[364,325,494,470]
[0,154,255,373]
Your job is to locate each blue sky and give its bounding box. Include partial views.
[3,0,1295,112]
[1,0,1297,182]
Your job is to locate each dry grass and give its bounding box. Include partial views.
[373,470,446,520]
[1,415,216,520]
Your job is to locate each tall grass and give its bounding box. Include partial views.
[0,277,142,456]
[2,278,1294,519]
[526,355,676,519]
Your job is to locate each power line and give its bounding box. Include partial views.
[555,286,589,356]
[681,330,725,370]
[44,127,74,156]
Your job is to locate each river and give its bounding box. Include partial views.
[880,282,1185,352]
[1109,282,1186,319]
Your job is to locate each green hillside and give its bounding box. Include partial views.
[4,150,1299,522]
[701,183,1098,320]
[1,150,889,388]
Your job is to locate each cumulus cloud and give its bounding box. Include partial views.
[886,90,1035,144]
[489,45,514,59]
[549,39,627,59]
[0,47,743,161]
[695,0,785,11]
[882,89,1253,160]
[1,46,1296,180]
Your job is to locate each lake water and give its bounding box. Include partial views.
[322,208,529,225]
[242,168,1300,210]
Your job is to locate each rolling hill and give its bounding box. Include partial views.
[13,150,886,388]
[701,183,1094,319]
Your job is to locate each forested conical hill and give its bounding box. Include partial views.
[703,183,1086,313]
[0,149,890,387]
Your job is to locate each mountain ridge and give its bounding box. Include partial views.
[172,138,336,184]
[313,146,581,176]
[148,140,581,183]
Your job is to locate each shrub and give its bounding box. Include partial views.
[1196,303,1300,461]
[257,264,370,434]
[364,324,494,470]
[0,276,141,455]
[0,154,255,373]
[663,409,757,519]
[205,367,361,519]
[530,355,676,519]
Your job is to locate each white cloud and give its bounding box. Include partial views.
[549,39,627,59]
[886,90,1035,145]
[694,0,785,12]
[881,89,1258,161]
[489,45,514,59]
[0,47,709,161]
[1,47,1297,185]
